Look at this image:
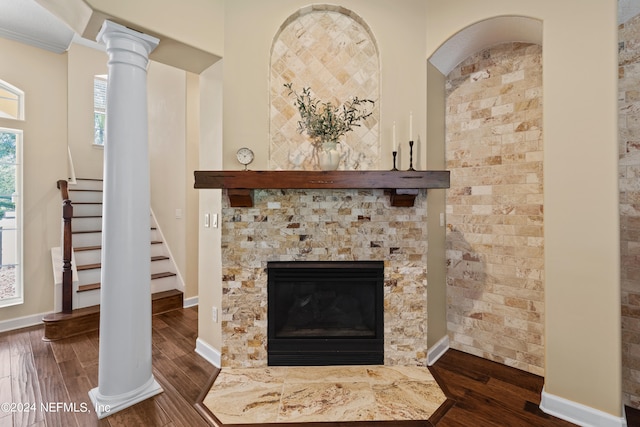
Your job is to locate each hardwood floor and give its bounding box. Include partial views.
[0,305,615,426]
[429,350,577,427]
[0,306,211,427]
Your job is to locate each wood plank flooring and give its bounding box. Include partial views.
[0,305,617,426]
[428,350,578,427]
[0,306,211,427]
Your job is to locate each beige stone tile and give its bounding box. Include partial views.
[202,369,285,424]
[372,380,446,420]
[279,381,377,422]
[283,365,368,383]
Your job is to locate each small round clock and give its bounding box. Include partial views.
[236,147,254,170]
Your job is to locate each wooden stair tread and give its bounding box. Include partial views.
[76,256,170,272]
[77,263,100,271]
[77,283,101,292]
[73,226,156,234]
[74,245,101,252]
[77,270,177,292]
[74,241,163,252]
[151,271,177,280]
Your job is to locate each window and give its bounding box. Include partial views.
[94,75,107,146]
[0,80,24,120]
[0,129,22,307]
[0,79,23,308]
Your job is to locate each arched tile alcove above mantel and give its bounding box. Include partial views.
[269,4,380,171]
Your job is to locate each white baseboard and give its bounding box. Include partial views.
[183,296,198,308]
[0,311,51,333]
[195,338,221,368]
[540,388,627,427]
[427,335,450,366]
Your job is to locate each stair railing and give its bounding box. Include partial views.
[57,180,73,313]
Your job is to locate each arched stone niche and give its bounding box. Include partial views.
[269,4,380,170]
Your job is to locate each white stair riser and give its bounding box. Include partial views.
[72,179,104,191]
[151,259,172,275]
[71,217,102,232]
[150,229,161,242]
[150,275,178,294]
[150,243,167,257]
[68,190,103,204]
[72,232,102,248]
[77,268,101,286]
[74,289,101,309]
[74,249,101,266]
[73,204,103,217]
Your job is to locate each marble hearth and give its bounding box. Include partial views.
[220,188,429,368]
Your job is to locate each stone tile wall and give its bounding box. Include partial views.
[619,14,640,409]
[269,6,380,171]
[220,189,428,368]
[445,43,545,375]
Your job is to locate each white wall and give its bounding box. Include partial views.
[198,60,223,355]
[67,43,107,180]
[148,61,189,294]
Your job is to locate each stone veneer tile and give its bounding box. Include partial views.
[446,42,544,375]
[269,7,380,171]
[221,189,428,368]
[620,13,640,409]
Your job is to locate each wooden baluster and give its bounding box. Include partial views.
[57,180,73,313]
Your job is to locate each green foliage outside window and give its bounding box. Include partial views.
[0,133,16,220]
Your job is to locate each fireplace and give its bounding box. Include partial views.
[267,261,384,366]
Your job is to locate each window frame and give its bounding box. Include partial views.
[0,128,23,308]
[93,75,107,147]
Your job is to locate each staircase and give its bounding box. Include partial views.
[44,178,183,340]
[69,178,180,309]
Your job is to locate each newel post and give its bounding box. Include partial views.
[61,198,73,313]
[57,179,73,313]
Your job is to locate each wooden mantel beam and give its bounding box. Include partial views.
[193,170,450,207]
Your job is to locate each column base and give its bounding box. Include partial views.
[88,376,163,419]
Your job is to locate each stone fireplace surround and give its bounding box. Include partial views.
[220,187,429,368]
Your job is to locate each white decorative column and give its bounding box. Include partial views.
[89,21,162,419]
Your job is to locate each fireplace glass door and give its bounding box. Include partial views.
[267,261,384,366]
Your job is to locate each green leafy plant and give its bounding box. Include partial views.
[285,83,374,147]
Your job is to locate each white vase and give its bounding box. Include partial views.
[317,140,340,170]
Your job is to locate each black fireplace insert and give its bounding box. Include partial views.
[267,261,384,366]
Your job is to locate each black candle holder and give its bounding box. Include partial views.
[408,141,415,171]
[391,151,398,171]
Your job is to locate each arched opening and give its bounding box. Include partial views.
[0,79,24,120]
[428,17,544,375]
[269,4,380,170]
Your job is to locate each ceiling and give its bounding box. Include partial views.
[0,0,75,54]
[1,0,639,69]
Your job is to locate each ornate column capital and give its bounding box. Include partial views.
[97,21,159,70]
